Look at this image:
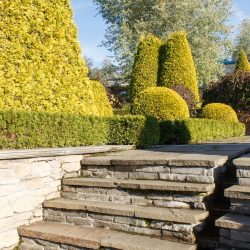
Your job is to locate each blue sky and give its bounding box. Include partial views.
[71,0,250,67]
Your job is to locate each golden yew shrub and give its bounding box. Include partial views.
[202,103,238,123]
[130,34,162,103]
[0,0,112,116]
[159,31,199,102]
[132,87,190,121]
[235,49,250,72]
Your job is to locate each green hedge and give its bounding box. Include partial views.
[160,119,246,144]
[108,115,160,147]
[0,110,159,149]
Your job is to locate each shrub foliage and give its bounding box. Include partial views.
[202,103,238,122]
[203,71,250,113]
[235,49,250,72]
[0,110,159,149]
[160,119,245,144]
[158,31,199,101]
[0,0,111,116]
[130,34,162,103]
[132,87,190,121]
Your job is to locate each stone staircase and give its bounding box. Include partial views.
[18,144,250,250]
[216,153,250,249]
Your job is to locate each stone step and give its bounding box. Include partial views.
[18,221,197,250]
[216,214,250,249]
[43,198,209,243]
[225,185,250,200]
[216,213,250,232]
[44,198,209,224]
[225,185,250,215]
[62,178,215,210]
[63,178,215,193]
[80,148,238,184]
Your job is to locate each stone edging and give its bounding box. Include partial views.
[0,145,134,160]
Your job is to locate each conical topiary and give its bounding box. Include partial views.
[0,0,112,116]
[235,49,250,72]
[158,31,199,102]
[130,34,162,103]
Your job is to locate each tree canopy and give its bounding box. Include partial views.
[93,0,232,85]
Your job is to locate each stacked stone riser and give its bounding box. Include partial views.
[20,237,94,250]
[216,153,250,249]
[43,208,203,244]
[82,164,226,184]
[61,185,214,210]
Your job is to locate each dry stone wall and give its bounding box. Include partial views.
[0,154,83,249]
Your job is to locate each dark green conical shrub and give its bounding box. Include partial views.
[159,31,199,102]
[130,34,162,103]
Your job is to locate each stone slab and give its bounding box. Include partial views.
[225,185,250,200]
[0,145,134,160]
[63,178,215,193]
[44,198,209,224]
[18,221,196,250]
[233,153,250,168]
[216,213,250,232]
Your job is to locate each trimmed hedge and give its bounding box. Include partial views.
[235,49,250,72]
[160,119,245,144]
[158,31,199,102]
[132,87,190,121]
[130,34,162,103]
[0,0,112,116]
[0,110,159,149]
[108,115,160,147]
[202,103,238,123]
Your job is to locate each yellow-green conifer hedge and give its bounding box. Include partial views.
[235,49,250,72]
[130,34,162,103]
[159,31,199,102]
[0,0,112,116]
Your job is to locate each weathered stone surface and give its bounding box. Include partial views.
[44,198,209,224]
[0,197,14,218]
[233,153,250,168]
[63,178,215,193]
[238,178,250,186]
[18,221,196,250]
[61,162,81,173]
[225,185,250,200]
[216,213,250,232]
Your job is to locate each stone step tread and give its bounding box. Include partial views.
[44,198,209,224]
[233,153,250,168]
[81,151,230,167]
[225,185,250,199]
[18,221,196,250]
[215,213,250,232]
[63,178,215,193]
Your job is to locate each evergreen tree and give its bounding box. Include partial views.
[0,0,112,116]
[235,50,250,72]
[159,32,199,101]
[130,34,162,102]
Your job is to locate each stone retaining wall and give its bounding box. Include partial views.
[0,146,132,250]
[0,155,82,249]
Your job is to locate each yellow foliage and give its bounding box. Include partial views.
[130,34,162,103]
[0,0,112,116]
[202,103,238,123]
[235,49,250,72]
[132,87,190,121]
[159,31,199,102]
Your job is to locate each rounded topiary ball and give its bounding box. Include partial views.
[202,103,238,122]
[132,87,190,121]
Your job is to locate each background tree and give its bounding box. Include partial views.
[233,18,250,60]
[93,0,232,85]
